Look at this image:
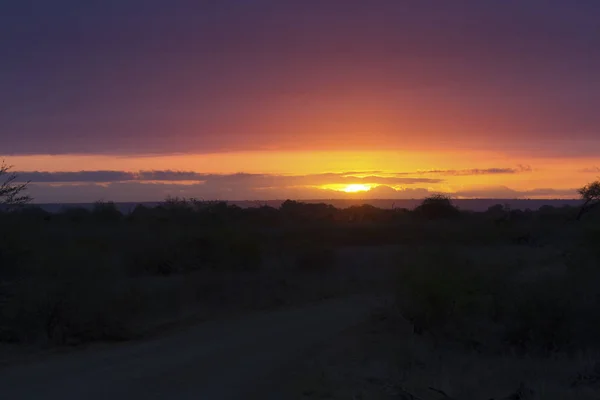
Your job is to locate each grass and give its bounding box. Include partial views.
[274,236,600,399]
[395,243,600,354]
[0,212,392,346]
[277,310,600,399]
[2,197,600,387]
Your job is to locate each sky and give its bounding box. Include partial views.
[1,0,599,202]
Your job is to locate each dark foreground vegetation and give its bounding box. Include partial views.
[2,187,600,397]
[271,193,600,399]
[0,195,598,346]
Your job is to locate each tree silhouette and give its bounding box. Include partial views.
[414,194,460,219]
[576,180,600,220]
[0,161,32,207]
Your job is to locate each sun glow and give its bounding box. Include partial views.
[342,184,372,193]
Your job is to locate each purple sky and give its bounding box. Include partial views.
[1,1,599,202]
[2,0,600,156]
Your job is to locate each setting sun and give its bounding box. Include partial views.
[342,184,372,193]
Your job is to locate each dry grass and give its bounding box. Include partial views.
[276,310,600,400]
[0,239,398,347]
[275,243,600,399]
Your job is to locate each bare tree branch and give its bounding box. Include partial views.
[0,161,32,208]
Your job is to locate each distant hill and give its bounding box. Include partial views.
[29,199,582,214]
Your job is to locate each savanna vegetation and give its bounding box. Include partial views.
[2,171,600,398]
[274,188,600,399]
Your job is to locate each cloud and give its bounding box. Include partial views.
[25,180,579,204]
[15,166,532,185]
[396,165,532,176]
[453,186,577,199]
[13,167,580,203]
[26,181,437,203]
[19,170,442,203]
[18,168,574,202]
[14,170,442,186]
[16,171,137,183]
[356,185,432,199]
[580,167,600,173]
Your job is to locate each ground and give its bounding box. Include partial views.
[275,307,600,400]
[0,296,385,399]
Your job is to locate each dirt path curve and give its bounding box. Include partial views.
[0,295,384,399]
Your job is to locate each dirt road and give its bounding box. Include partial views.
[0,296,381,399]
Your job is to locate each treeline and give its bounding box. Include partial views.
[0,195,590,226]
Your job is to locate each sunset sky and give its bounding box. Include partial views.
[2,1,599,202]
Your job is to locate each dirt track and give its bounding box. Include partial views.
[0,296,381,399]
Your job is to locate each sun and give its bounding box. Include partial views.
[342,184,372,193]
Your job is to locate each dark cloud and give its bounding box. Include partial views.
[14,170,442,185]
[28,182,423,203]
[17,168,580,202]
[27,182,428,203]
[16,171,136,183]
[396,165,533,176]
[1,1,600,155]
[26,181,578,203]
[15,166,531,184]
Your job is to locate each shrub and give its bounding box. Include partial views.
[0,255,142,344]
[59,207,91,222]
[414,194,461,220]
[124,230,262,275]
[396,248,506,337]
[501,277,576,352]
[220,234,263,271]
[128,204,154,222]
[0,223,33,281]
[12,206,51,221]
[124,232,206,276]
[92,201,123,222]
[294,242,336,271]
[395,247,600,353]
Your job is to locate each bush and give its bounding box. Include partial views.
[219,233,263,271]
[0,255,142,344]
[59,207,91,222]
[124,229,263,276]
[92,201,122,222]
[125,231,209,276]
[294,242,336,271]
[12,206,51,221]
[414,195,461,220]
[0,234,28,281]
[395,247,600,353]
[396,248,506,337]
[501,278,576,352]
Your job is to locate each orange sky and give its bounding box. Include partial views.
[4,150,598,202]
[3,2,600,202]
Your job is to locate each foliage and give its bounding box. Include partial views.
[294,242,336,271]
[413,194,460,219]
[396,248,506,337]
[61,207,92,222]
[395,246,600,354]
[0,162,31,207]
[577,181,600,220]
[2,195,599,349]
[2,276,143,344]
[92,201,123,222]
